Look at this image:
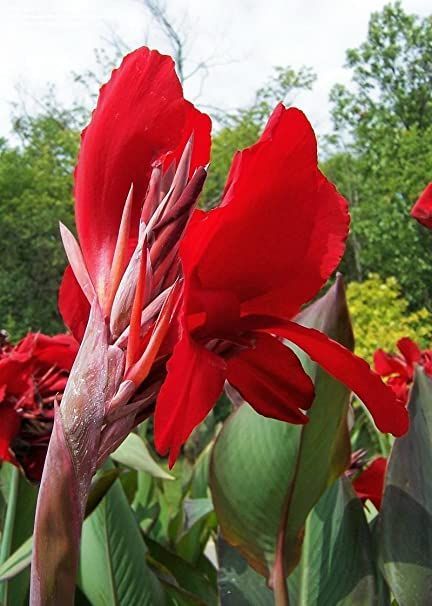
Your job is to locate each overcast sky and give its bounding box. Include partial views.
[0,0,430,139]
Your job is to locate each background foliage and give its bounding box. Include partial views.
[1,2,431,345]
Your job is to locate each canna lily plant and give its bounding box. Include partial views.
[30,47,409,605]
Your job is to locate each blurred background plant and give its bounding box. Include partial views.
[346,274,432,362]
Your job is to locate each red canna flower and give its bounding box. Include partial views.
[374,337,432,406]
[154,104,409,465]
[0,332,78,481]
[55,48,409,472]
[411,182,432,229]
[352,456,387,510]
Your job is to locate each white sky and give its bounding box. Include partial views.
[0,0,430,139]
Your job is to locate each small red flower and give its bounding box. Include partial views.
[374,337,432,406]
[411,183,432,229]
[0,333,78,481]
[353,456,387,510]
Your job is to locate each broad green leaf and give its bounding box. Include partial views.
[377,368,432,604]
[0,466,121,585]
[0,464,37,606]
[288,477,380,605]
[79,476,166,605]
[145,536,218,605]
[111,432,173,480]
[210,277,352,582]
[217,536,273,605]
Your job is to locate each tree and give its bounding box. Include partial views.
[326,2,432,309]
[0,111,78,339]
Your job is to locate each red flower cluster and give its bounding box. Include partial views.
[57,47,408,468]
[374,337,432,406]
[0,332,78,481]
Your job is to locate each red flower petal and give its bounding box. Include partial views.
[154,326,226,467]
[386,376,410,406]
[0,405,21,463]
[373,349,409,378]
[226,332,314,424]
[397,337,421,366]
[75,47,211,300]
[58,266,91,342]
[17,333,78,371]
[411,183,432,229]
[353,457,387,510]
[266,321,409,437]
[0,356,33,395]
[181,105,349,319]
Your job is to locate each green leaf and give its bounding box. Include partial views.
[183,498,214,531]
[0,536,32,582]
[175,498,217,565]
[217,478,383,606]
[377,367,432,604]
[85,467,121,517]
[79,476,166,605]
[288,477,380,605]
[210,277,352,583]
[217,536,273,605]
[0,464,37,606]
[145,536,218,606]
[111,432,174,480]
[0,466,121,585]
[189,442,213,499]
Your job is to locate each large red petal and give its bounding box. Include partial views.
[226,332,314,424]
[163,101,212,178]
[181,105,348,319]
[411,183,432,229]
[154,326,226,467]
[266,320,409,437]
[397,337,421,367]
[0,356,33,395]
[373,349,409,379]
[75,47,211,298]
[58,266,91,342]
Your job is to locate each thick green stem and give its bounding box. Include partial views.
[0,465,20,605]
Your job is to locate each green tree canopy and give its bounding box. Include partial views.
[0,110,79,339]
[326,2,432,309]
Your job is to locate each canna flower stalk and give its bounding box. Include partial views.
[30,47,408,605]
